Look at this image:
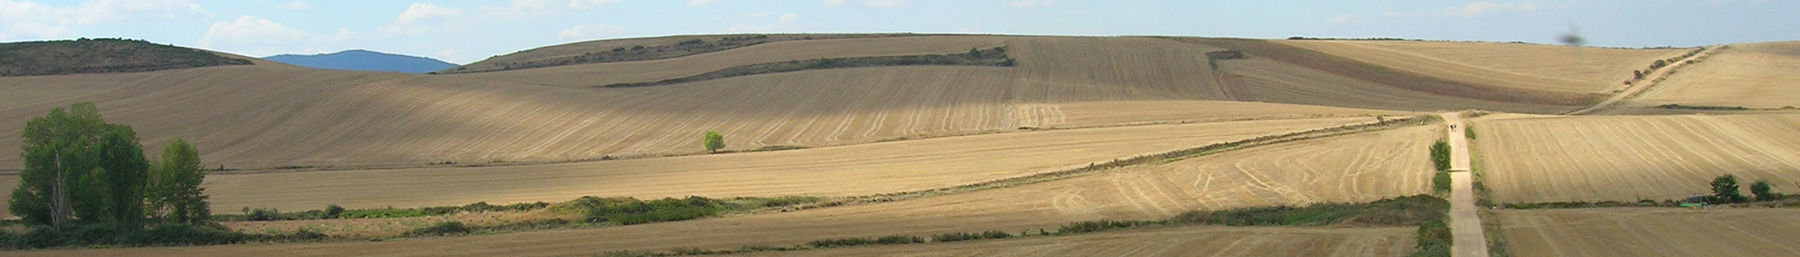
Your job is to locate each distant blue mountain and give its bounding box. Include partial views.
[263,50,457,74]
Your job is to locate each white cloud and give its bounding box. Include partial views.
[197,16,307,48]
[570,0,621,9]
[687,0,715,6]
[397,2,463,24]
[558,23,624,40]
[281,0,311,10]
[1007,0,1055,8]
[70,0,211,25]
[1327,14,1354,24]
[822,0,845,6]
[1440,1,1539,17]
[0,0,208,41]
[778,13,798,23]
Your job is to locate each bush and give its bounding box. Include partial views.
[407,221,472,236]
[324,204,345,219]
[1430,140,1452,171]
[1433,172,1452,194]
[1409,218,1452,257]
[1751,180,1779,201]
[245,207,281,221]
[1057,219,1160,234]
[1172,195,1447,227]
[931,230,1014,242]
[806,235,922,248]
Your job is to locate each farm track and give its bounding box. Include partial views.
[1500,208,1800,257]
[1474,114,1800,203]
[1442,112,1487,257]
[1566,46,1718,115]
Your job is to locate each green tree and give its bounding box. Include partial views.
[146,139,209,224]
[1710,174,1747,204]
[1750,180,1777,202]
[703,130,725,153]
[11,103,109,229]
[9,102,153,231]
[92,126,149,231]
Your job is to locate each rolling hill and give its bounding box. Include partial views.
[264,49,457,74]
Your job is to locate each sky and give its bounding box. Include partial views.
[1,0,1794,64]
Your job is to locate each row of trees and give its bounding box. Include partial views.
[1708,174,1783,204]
[8,102,210,232]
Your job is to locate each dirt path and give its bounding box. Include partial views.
[1442,112,1487,257]
[1566,47,1718,115]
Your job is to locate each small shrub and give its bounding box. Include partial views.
[1433,172,1452,194]
[1430,140,1452,171]
[324,204,345,219]
[246,207,281,221]
[1409,218,1452,257]
[407,221,472,236]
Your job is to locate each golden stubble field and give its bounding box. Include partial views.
[1499,208,1800,257]
[1473,114,1800,203]
[0,116,1373,216]
[0,36,1444,171]
[7,118,1437,256]
[1634,41,1800,108]
[1280,40,1686,94]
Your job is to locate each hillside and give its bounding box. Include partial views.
[264,50,456,74]
[0,38,251,76]
[1632,41,1800,109]
[1473,114,1800,203]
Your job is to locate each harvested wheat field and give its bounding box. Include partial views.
[1500,208,1800,257]
[0,117,1373,216]
[2,36,1483,171]
[1473,114,1800,203]
[8,120,1434,256]
[736,226,1415,257]
[1633,41,1800,108]
[448,35,1007,87]
[1280,40,1686,95]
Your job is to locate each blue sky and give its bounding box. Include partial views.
[1,0,1793,64]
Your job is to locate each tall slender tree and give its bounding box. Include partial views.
[147,139,209,224]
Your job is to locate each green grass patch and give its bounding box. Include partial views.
[215,201,551,221]
[1408,218,1451,257]
[553,196,823,225]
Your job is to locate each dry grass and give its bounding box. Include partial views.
[1473,114,1800,203]
[1500,208,1800,257]
[1634,42,1800,108]
[447,36,1006,87]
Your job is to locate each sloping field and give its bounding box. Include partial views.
[10,121,1432,256]
[739,227,1415,257]
[1473,114,1800,203]
[447,35,1006,87]
[1500,208,1800,257]
[0,117,1370,215]
[1215,58,1568,113]
[1634,41,1800,108]
[1279,40,1684,95]
[4,35,1469,171]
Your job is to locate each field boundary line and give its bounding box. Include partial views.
[1565,46,1721,115]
